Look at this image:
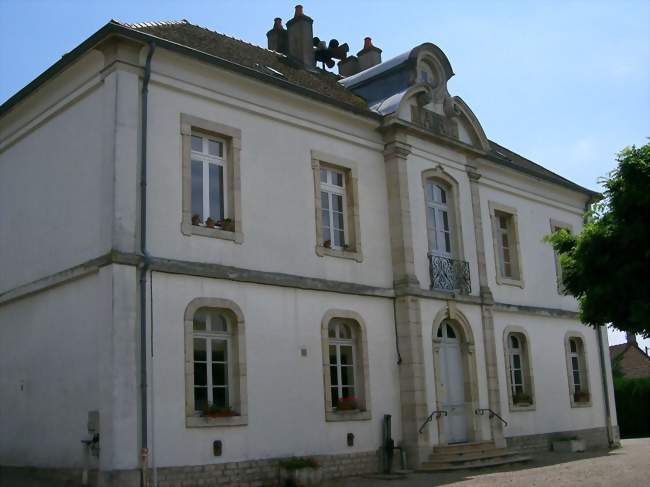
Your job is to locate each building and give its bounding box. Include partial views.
[0,6,619,487]
[610,333,650,379]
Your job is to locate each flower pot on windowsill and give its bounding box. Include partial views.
[574,391,590,403]
[205,217,216,228]
[191,214,203,226]
[323,240,332,249]
[202,405,240,418]
[335,397,359,411]
[217,218,234,232]
[513,393,532,406]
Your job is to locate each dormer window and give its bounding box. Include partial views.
[419,64,435,85]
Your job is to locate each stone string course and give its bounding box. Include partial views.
[155,450,378,487]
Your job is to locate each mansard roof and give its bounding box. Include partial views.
[0,19,597,197]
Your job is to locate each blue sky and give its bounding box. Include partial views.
[0,1,648,349]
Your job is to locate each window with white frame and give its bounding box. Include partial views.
[565,335,590,406]
[190,132,227,227]
[320,167,346,250]
[328,320,358,409]
[504,330,535,408]
[494,210,521,281]
[425,182,453,257]
[192,309,232,413]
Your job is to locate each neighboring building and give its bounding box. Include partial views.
[0,6,619,487]
[610,333,650,379]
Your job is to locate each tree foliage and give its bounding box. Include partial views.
[546,143,650,338]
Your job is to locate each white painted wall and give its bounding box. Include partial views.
[494,312,611,438]
[148,271,401,467]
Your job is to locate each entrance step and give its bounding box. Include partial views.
[420,442,532,472]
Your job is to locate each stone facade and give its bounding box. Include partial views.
[506,426,616,453]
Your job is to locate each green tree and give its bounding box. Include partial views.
[546,143,650,338]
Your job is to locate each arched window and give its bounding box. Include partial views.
[504,330,535,408]
[328,320,356,408]
[425,182,453,257]
[184,298,247,426]
[566,335,590,406]
[321,311,371,421]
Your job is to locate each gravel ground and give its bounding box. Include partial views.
[322,438,650,487]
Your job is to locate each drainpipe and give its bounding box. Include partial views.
[584,195,615,447]
[139,41,155,486]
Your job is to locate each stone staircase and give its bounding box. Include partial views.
[418,441,532,472]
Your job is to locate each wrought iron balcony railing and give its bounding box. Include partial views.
[428,254,471,295]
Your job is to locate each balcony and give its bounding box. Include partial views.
[428,254,471,295]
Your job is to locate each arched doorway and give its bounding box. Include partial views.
[432,313,480,445]
[437,322,467,443]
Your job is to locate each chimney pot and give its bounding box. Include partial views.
[364,37,373,49]
[267,17,288,54]
[273,17,283,29]
[295,5,304,17]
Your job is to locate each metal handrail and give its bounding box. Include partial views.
[475,408,508,427]
[418,409,448,434]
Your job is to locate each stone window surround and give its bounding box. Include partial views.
[180,114,243,243]
[549,219,573,295]
[311,150,363,262]
[184,297,248,427]
[564,331,592,408]
[488,201,525,288]
[321,309,371,422]
[502,326,536,412]
[421,166,466,261]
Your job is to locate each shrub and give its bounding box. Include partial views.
[614,377,650,438]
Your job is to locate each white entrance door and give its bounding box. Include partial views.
[438,322,468,443]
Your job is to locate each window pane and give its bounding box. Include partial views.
[212,339,227,362]
[333,172,343,187]
[212,363,227,386]
[194,363,207,386]
[208,139,223,157]
[330,366,338,386]
[340,345,353,365]
[446,325,456,339]
[442,211,449,231]
[334,228,344,247]
[328,325,336,339]
[193,310,207,331]
[191,135,203,152]
[323,224,331,245]
[510,335,519,348]
[339,323,352,339]
[570,340,577,353]
[321,191,329,209]
[191,160,203,221]
[193,338,206,362]
[573,371,581,386]
[320,168,328,183]
[334,211,345,230]
[444,233,451,253]
[211,313,227,333]
[504,262,512,277]
[332,194,343,212]
[194,387,207,411]
[329,345,337,364]
[437,326,443,337]
[499,215,509,229]
[515,385,524,394]
[513,354,521,369]
[513,370,522,385]
[208,164,224,220]
[440,187,447,204]
[213,387,227,408]
[341,386,355,398]
[341,366,355,386]
[331,387,339,406]
[571,356,579,371]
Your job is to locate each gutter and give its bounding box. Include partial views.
[139,41,155,486]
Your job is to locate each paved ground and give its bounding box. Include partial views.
[323,438,650,487]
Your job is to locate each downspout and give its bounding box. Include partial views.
[584,195,615,447]
[139,41,155,486]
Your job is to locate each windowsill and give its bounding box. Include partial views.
[325,409,371,422]
[510,403,536,412]
[496,275,525,288]
[315,245,363,262]
[570,400,592,409]
[181,222,243,243]
[186,414,248,427]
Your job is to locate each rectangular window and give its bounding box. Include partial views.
[190,132,226,225]
[320,167,346,249]
[490,203,523,286]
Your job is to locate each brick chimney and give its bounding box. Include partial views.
[286,5,314,66]
[266,17,288,54]
[357,37,382,71]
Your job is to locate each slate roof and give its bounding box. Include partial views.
[116,20,369,111]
